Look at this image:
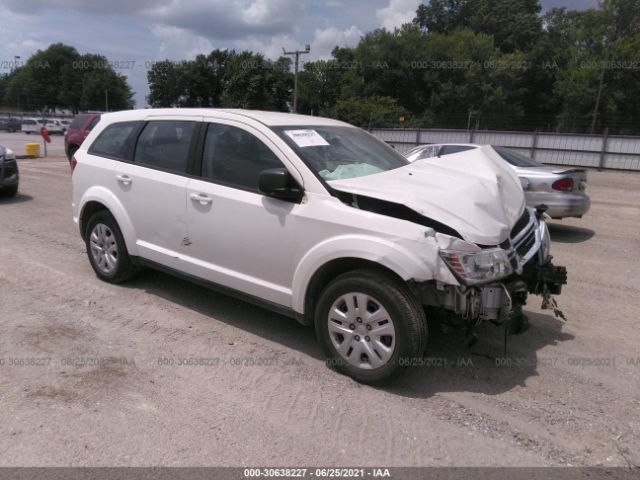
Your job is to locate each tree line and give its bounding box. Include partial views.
[0,43,133,113]
[146,0,639,134]
[1,0,637,134]
[297,0,639,134]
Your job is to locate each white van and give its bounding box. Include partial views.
[21,118,44,134]
[71,109,567,383]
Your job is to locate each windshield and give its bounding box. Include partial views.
[272,125,408,181]
[493,146,543,168]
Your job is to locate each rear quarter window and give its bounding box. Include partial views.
[70,115,89,129]
[88,121,142,160]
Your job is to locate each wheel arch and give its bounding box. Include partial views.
[292,236,433,326]
[78,188,138,255]
[299,257,410,326]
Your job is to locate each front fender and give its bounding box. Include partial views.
[78,186,138,256]
[291,234,455,314]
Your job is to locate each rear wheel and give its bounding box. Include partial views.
[67,145,78,162]
[315,269,427,384]
[85,210,136,283]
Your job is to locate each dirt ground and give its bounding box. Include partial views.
[0,155,639,467]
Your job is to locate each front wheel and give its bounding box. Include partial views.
[315,269,427,384]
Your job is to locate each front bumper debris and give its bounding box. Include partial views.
[522,260,568,295]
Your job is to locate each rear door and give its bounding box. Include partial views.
[112,116,201,268]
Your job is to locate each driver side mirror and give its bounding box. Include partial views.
[258,168,304,203]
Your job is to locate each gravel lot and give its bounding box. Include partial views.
[0,131,66,158]
[1,153,639,468]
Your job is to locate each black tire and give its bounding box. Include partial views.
[85,210,136,283]
[0,185,18,197]
[314,269,427,384]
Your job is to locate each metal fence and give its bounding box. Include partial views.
[370,128,640,171]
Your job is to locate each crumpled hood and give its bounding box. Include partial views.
[329,145,526,245]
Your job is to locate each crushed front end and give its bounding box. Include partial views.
[411,207,567,340]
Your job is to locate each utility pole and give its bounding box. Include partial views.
[590,30,610,134]
[105,89,109,112]
[282,44,310,113]
[13,56,21,112]
[590,51,608,134]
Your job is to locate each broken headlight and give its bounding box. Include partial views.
[539,220,551,262]
[440,248,513,285]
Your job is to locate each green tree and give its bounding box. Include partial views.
[147,60,187,107]
[147,50,292,111]
[2,44,133,112]
[220,52,292,110]
[327,96,409,128]
[413,0,472,34]
[75,54,134,111]
[414,0,542,53]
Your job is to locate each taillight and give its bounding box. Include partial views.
[70,156,77,173]
[552,177,573,191]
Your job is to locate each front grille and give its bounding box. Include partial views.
[511,209,530,237]
[503,208,539,271]
[516,230,536,258]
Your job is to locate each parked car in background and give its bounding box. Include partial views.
[47,119,67,135]
[404,143,591,219]
[65,113,101,161]
[21,118,44,134]
[0,117,21,132]
[72,109,567,383]
[0,145,19,197]
[59,119,71,133]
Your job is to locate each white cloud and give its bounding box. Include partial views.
[310,26,363,59]
[2,0,302,41]
[142,0,301,40]
[376,0,420,31]
[150,24,214,60]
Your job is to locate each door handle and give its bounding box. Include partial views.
[116,174,132,185]
[190,192,212,205]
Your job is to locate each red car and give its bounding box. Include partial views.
[64,113,101,161]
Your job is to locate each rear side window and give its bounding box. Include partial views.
[440,145,474,155]
[201,123,283,191]
[89,121,141,160]
[134,121,196,173]
[23,120,36,125]
[87,116,100,131]
[70,115,88,129]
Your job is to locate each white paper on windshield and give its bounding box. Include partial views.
[284,129,330,148]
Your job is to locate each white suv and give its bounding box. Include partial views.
[72,109,567,383]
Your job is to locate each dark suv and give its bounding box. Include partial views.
[0,145,19,197]
[65,113,101,161]
[0,117,21,132]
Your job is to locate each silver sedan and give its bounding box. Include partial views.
[404,143,591,219]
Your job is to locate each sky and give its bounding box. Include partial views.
[0,0,600,107]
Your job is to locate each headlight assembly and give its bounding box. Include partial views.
[440,248,513,285]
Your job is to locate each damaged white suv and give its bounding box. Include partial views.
[72,109,567,383]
